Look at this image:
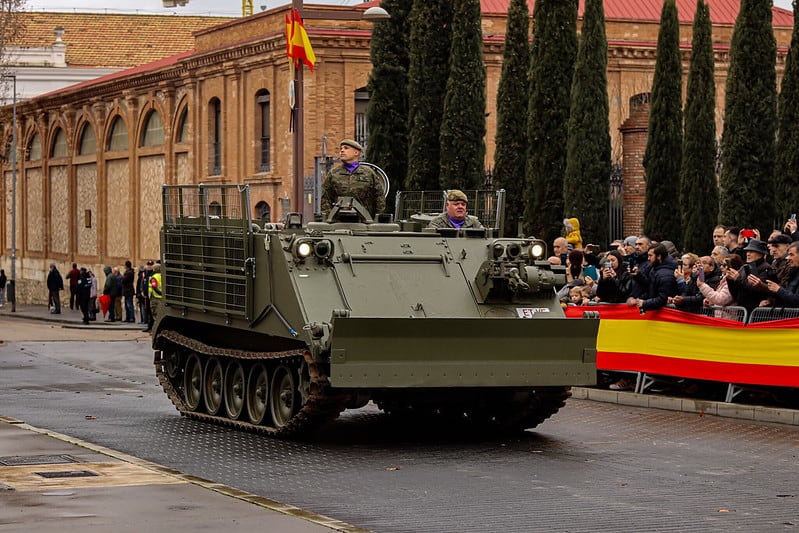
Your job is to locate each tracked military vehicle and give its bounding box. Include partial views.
[152,184,598,438]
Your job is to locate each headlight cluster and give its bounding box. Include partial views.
[488,239,546,262]
[292,238,334,262]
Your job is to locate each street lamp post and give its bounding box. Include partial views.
[1,74,17,312]
[289,1,389,215]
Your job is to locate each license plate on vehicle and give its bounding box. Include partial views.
[516,307,550,318]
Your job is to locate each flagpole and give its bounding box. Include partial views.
[292,0,304,215]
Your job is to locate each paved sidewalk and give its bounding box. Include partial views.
[0,416,356,532]
[0,303,143,330]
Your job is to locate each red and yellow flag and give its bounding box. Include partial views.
[285,9,316,72]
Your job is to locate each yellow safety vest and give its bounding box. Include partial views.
[149,272,163,299]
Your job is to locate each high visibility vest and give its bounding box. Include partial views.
[149,272,163,299]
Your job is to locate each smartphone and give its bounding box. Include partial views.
[791,213,797,222]
[724,258,732,268]
[741,229,755,238]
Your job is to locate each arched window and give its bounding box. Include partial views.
[354,87,369,152]
[209,98,222,175]
[176,107,189,143]
[51,128,68,158]
[255,200,271,223]
[256,90,270,172]
[78,123,96,155]
[27,134,42,161]
[107,116,129,151]
[141,110,165,147]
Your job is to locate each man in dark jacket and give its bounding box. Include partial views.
[47,264,64,314]
[765,241,799,307]
[76,268,92,325]
[65,263,80,310]
[122,260,136,323]
[629,236,653,298]
[627,243,678,312]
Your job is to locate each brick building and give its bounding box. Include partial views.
[0,1,794,303]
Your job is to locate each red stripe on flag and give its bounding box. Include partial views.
[599,351,799,387]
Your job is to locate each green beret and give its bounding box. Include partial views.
[339,139,363,152]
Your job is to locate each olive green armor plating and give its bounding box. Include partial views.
[152,185,599,438]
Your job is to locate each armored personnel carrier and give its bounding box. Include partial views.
[152,184,598,438]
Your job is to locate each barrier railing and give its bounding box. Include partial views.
[565,304,799,403]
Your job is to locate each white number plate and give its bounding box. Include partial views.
[516,307,550,318]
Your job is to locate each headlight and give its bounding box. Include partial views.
[492,243,505,259]
[314,239,333,259]
[529,241,546,260]
[293,240,313,259]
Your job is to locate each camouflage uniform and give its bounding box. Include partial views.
[321,164,385,216]
[428,213,484,229]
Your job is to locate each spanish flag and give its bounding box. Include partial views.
[286,9,316,72]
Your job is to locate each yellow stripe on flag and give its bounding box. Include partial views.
[598,319,799,367]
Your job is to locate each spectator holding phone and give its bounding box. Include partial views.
[670,253,703,313]
[726,239,775,311]
[698,254,743,306]
[596,250,633,303]
[765,241,799,306]
[784,213,798,242]
[724,227,747,261]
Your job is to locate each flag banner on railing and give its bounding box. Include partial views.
[565,305,799,387]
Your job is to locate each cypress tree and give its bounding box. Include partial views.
[719,0,777,232]
[366,0,412,212]
[642,0,683,246]
[563,0,611,248]
[680,0,717,254]
[406,0,453,191]
[493,0,530,237]
[439,0,486,189]
[775,0,799,220]
[523,0,578,243]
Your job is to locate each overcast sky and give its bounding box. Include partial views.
[20,1,797,17]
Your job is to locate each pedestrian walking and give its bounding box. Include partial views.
[46,264,64,314]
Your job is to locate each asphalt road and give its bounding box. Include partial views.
[1,319,798,532]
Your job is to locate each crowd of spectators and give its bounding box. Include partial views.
[549,216,799,392]
[550,217,799,315]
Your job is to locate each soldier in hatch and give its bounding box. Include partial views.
[428,189,484,230]
[320,139,385,217]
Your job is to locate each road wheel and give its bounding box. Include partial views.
[203,357,223,415]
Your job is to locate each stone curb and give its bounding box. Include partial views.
[572,386,799,426]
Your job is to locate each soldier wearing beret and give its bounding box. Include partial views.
[321,139,385,217]
[428,189,484,230]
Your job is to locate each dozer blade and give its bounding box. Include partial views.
[328,317,598,388]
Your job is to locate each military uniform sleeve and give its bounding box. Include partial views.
[427,213,446,229]
[320,172,335,215]
[372,172,386,215]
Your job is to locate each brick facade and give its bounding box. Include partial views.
[0,5,793,303]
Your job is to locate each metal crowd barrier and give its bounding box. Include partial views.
[747,306,799,324]
[603,305,799,402]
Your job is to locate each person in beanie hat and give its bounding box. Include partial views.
[320,139,385,217]
[428,190,484,230]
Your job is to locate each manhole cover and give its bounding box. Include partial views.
[35,470,99,479]
[0,455,79,466]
